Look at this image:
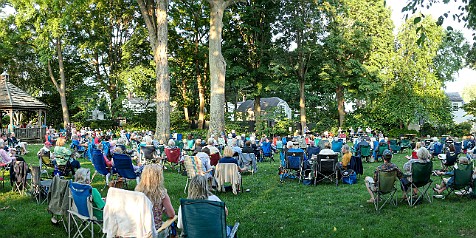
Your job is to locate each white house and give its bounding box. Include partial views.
[122,97,155,114]
[446,92,474,124]
[235,97,292,121]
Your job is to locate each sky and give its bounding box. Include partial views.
[388,0,476,95]
[1,2,476,95]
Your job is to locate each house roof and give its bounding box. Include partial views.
[236,97,286,112]
[0,77,48,110]
[446,92,464,103]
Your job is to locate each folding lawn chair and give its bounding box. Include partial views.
[0,162,7,188]
[103,187,177,238]
[210,153,221,166]
[454,142,462,155]
[39,151,55,178]
[112,153,141,188]
[10,160,29,195]
[314,154,339,185]
[239,153,257,174]
[281,151,304,183]
[91,149,111,189]
[215,163,242,195]
[405,161,433,206]
[376,142,388,162]
[48,176,70,232]
[389,140,401,154]
[442,162,473,198]
[332,140,343,153]
[179,198,239,238]
[183,155,205,193]
[164,147,182,172]
[68,182,104,238]
[359,144,372,162]
[372,170,398,212]
[260,141,274,162]
[400,139,411,153]
[440,152,458,172]
[30,166,52,204]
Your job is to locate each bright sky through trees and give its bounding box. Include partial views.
[388,0,476,95]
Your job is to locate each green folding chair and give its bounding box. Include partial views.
[180,198,239,238]
[400,139,411,152]
[373,170,398,212]
[360,145,371,162]
[406,161,433,206]
[446,162,473,198]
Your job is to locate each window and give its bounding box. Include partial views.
[452,102,459,111]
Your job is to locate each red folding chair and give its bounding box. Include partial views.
[210,153,221,166]
[164,148,182,172]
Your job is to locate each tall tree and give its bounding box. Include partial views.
[208,0,245,137]
[7,0,89,127]
[224,0,280,134]
[137,0,170,141]
[273,0,326,134]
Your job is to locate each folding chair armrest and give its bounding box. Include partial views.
[157,216,178,233]
[228,222,240,238]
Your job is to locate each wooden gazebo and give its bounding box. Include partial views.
[0,73,48,142]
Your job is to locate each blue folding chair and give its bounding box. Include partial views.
[68,182,103,238]
[260,141,274,163]
[454,142,462,155]
[112,153,141,187]
[91,149,111,189]
[332,140,343,153]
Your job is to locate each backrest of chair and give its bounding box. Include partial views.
[276,140,283,149]
[285,151,304,170]
[103,187,156,237]
[69,182,93,218]
[91,149,109,176]
[307,146,320,158]
[332,141,343,153]
[318,154,338,173]
[12,161,28,183]
[434,143,443,154]
[180,199,226,238]
[411,161,432,187]
[165,148,181,163]
[184,156,204,179]
[112,153,137,179]
[390,140,397,145]
[454,142,462,154]
[31,166,41,186]
[445,153,458,166]
[360,145,371,156]
[40,151,53,166]
[401,139,410,147]
[210,153,220,166]
[240,153,255,165]
[378,170,397,194]
[261,142,271,154]
[378,144,388,154]
[453,163,473,189]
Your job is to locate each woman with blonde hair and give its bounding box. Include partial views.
[135,164,175,231]
[54,137,81,175]
[177,175,228,229]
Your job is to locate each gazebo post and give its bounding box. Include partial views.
[37,110,41,127]
[9,109,13,133]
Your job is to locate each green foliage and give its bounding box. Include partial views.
[463,99,476,118]
[387,128,419,138]
[81,120,119,130]
[450,122,473,136]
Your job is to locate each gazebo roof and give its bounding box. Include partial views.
[0,77,48,110]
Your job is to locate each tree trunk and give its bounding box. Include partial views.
[180,79,189,122]
[154,0,170,141]
[49,38,70,128]
[254,96,261,134]
[197,64,206,129]
[137,0,171,141]
[336,85,345,127]
[208,1,227,137]
[299,78,306,135]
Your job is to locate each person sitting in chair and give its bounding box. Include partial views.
[433,157,470,195]
[74,168,106,220]
[54,137,81,175]
[340,144,352,170]
[219,146,244,173]
[364,149,403,203]
[135,164,175,234]
[0,140,15,166]
[401,147,431,198]
[319,141,336,155]
[177,175,230,234]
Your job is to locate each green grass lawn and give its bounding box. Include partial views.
[0,144,475,238]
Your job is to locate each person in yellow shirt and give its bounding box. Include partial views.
[341,144,352,169]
